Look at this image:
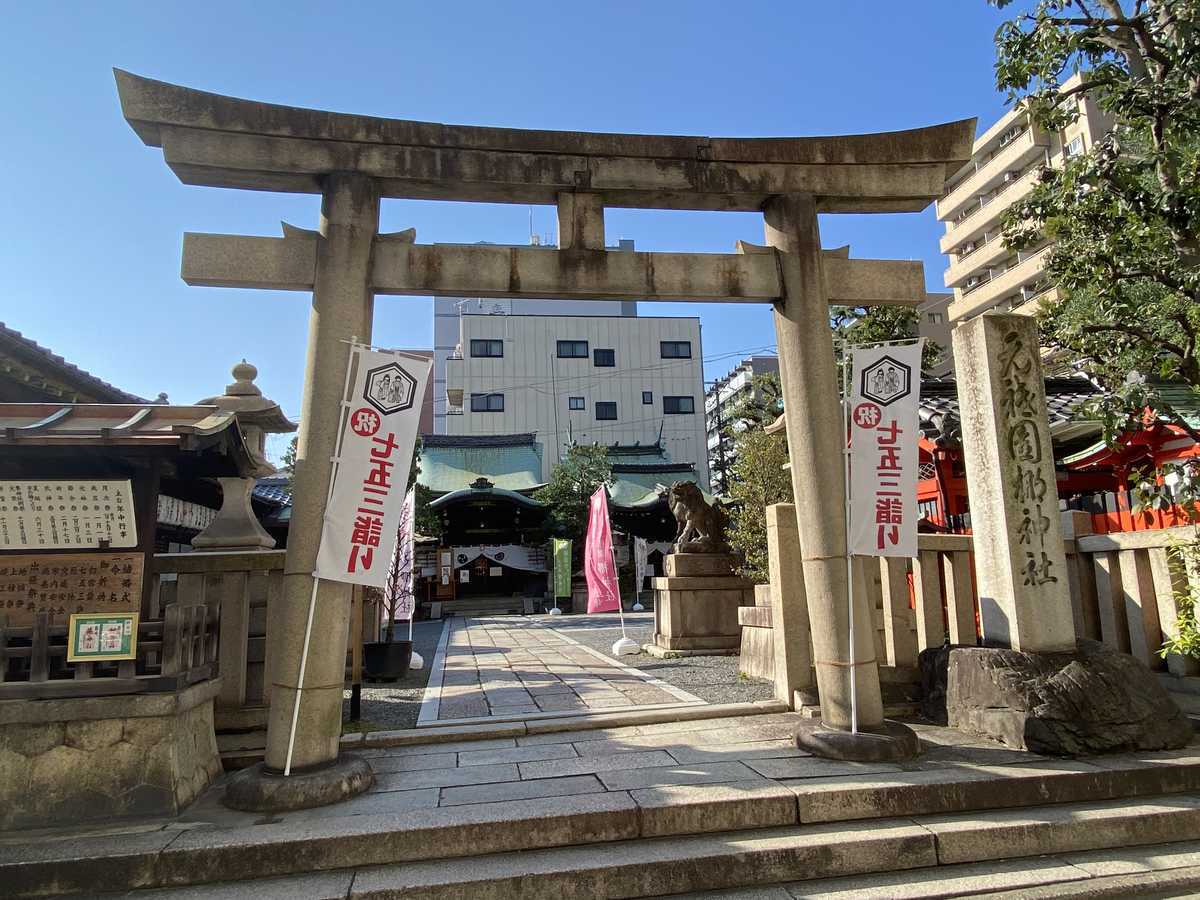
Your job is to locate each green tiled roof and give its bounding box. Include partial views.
[1153,382,1200,429]
[418,434,545,495]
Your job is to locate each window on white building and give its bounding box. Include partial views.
[470,393,504,412]
[568,396,585,410]
[642,391,653,405]
[1065,136,1085,158]
[664,396,695,414]
[660,341,692,359]
[596,401,618,420]
[593,348,615,367]
[470,339,503,358]
[557,340,588,358]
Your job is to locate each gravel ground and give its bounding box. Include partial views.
[539,611,775,706]
[341,619,445,732]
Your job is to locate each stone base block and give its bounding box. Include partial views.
[665,553,735,578]
[947,639,1194,756]
[653,560,756,656]
[0,678,224,830]
[738,617,774,681]
[223,753,374,812]
[642,643,738,659]
[794,718,921,762]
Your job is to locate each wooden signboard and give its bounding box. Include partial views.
[0,552,143,626]
[67,612,139,662]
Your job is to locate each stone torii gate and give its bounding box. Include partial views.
[115,70,974,803]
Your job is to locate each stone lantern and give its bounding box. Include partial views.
[192,360,297,549]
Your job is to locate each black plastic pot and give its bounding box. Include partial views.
[363,639,413,682]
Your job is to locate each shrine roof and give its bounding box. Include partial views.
[418,433,544,495]
[918,376,1105,444]
[0,402,258,475]
[0,322,146,404]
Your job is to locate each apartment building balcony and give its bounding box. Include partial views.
[937,126,1050,222]
[942,231,1010,289]
[948,246,1051,321]
[939,167,1042,255]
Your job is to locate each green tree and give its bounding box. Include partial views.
[991,0,1200,382]
[711,372,784,494]
[831,305,944,389]
[727,427,794,584]
[990,0,1200,513]
[534,445,613,542]
[281,436,298,491]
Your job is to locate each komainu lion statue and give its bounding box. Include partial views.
[667,481,730,555]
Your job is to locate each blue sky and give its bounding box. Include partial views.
[0,1,1012,458]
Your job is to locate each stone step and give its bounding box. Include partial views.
[95,796,1200,899]
[9,746,1200,898]
[671,839,1200,899]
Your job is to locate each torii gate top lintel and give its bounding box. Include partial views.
[115,69,975,214]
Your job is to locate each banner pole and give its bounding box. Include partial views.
[285,575,321,776]
[843,343,858,736]
[285,335,360,776]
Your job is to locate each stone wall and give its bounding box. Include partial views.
[0,679,223,831]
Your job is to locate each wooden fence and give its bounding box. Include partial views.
[0,550,284,704]
[841,515,1200,682]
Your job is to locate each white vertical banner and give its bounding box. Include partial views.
[314,348,431,587]
[633,536,649,592]
[848,341,923,558]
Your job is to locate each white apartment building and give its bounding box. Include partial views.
[937,74,1114,323]
[444,313,709,487]
[703,355,780,495]
[431,240,638,432]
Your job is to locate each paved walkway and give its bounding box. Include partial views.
[418,616,702,726]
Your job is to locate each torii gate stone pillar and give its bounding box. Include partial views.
[765,195,917,760]
[115,69,975,805]
[265,175,380,773]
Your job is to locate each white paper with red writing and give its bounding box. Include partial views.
[848,341,923,558]
[315,348,431,587]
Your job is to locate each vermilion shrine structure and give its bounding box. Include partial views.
[115,69,975,799]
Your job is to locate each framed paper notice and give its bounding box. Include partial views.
[67,612,139,662]
[488,566,502,577]
[0,480,137,550]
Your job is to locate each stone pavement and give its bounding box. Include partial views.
[6,711,1200,897]
[418,615,703,725]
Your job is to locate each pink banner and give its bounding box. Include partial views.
[584,487,620,614]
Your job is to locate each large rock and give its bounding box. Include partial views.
[947,640,1193,756]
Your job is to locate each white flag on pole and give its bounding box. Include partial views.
[314,347,431,587]
[848,341,923,558]
[633,536,649,592]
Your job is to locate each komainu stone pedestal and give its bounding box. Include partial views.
[947,640,1193,756]
[647,554,755,656]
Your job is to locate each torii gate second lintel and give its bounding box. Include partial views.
[114,69,975,796]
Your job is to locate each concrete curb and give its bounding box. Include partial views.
[356,699,790,749]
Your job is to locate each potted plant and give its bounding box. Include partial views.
[363,493,415,681]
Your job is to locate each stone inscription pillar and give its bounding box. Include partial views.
[952,313,1075,652]
[763,195,886,733]
[264,174,381,772]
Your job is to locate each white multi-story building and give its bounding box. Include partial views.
[703,355,780,495]
[937,73,1113,323]
[444,313,709,487]
[431,240,638,433]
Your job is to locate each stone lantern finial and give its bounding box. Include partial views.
[192,360,298,551]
